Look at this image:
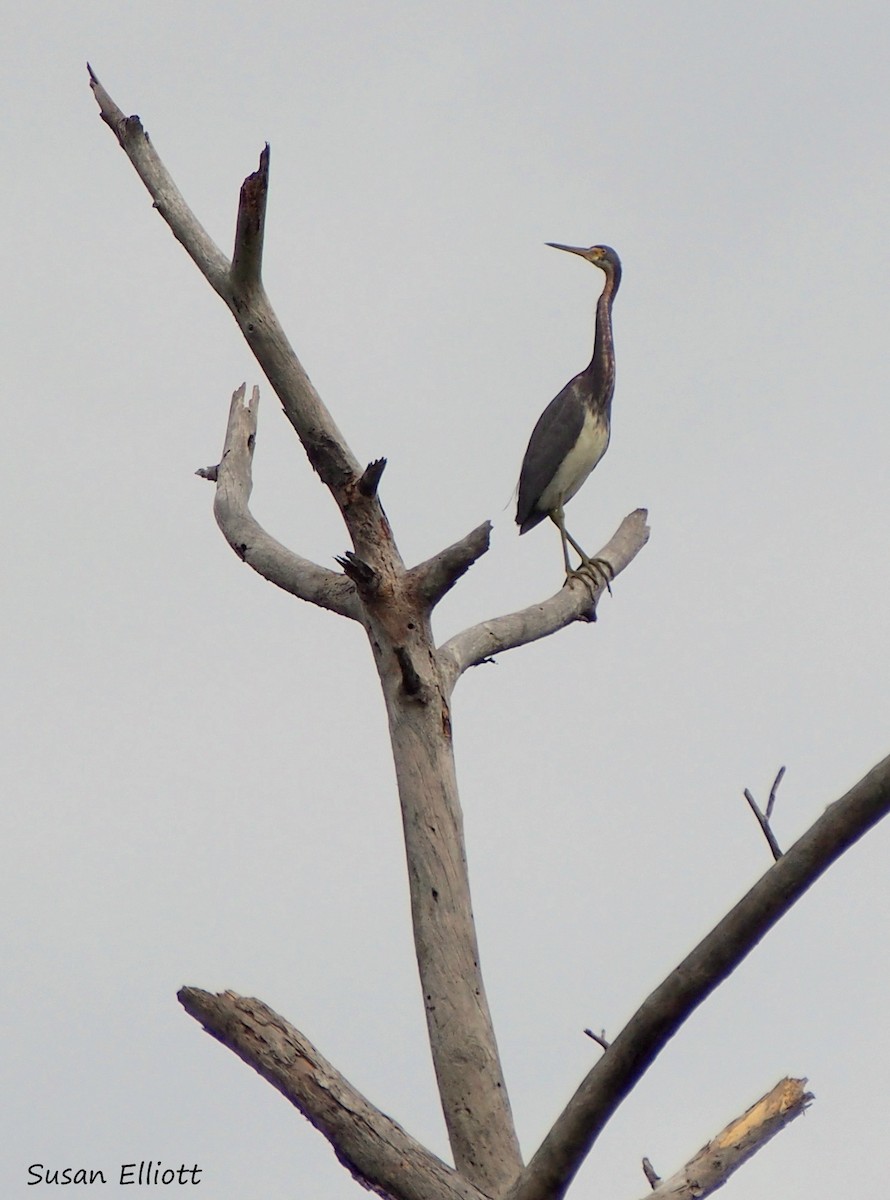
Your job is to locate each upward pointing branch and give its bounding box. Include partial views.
[88,65,230,293]
[231,145,269,293]
[88,65,384,552]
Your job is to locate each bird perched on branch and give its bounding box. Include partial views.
[516,242,622,584]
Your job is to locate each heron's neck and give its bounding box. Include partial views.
[589,275,618,397]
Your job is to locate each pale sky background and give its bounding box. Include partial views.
[3,3,889,1198]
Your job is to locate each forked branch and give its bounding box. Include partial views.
[89,65,381,545]
[205,384,361,618]
[744,765,786,861]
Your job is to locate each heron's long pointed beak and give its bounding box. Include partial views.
[546,242,588,257]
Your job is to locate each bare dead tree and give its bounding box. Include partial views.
[90,68,890,1200]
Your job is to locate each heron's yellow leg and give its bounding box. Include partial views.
[550,508,613,593]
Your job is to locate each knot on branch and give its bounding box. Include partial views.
[394,646,426,700]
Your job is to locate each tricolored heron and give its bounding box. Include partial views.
[516,243,621,584]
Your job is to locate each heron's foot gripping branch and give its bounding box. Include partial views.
[566,554,614,614]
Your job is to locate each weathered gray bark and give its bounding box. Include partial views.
[88,66,531,1193]
[91,67,890,1200]
[201,385,362,618]
[438,507,650,692]
[177,989,490,1200]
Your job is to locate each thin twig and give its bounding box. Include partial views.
[766,765,786,820]
[744,766,786,861]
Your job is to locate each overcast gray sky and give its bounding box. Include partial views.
[4,3,889,1197]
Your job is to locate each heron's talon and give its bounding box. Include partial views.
[576,557,613,593]
[565,558,612,596]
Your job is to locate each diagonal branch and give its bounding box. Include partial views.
[438,509,649,692]
[506,751,890,1200]
[205,384,361,618]
[88,65,230,294]
[178,988,488,1200]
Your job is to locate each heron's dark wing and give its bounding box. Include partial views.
[516,375,587,532]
